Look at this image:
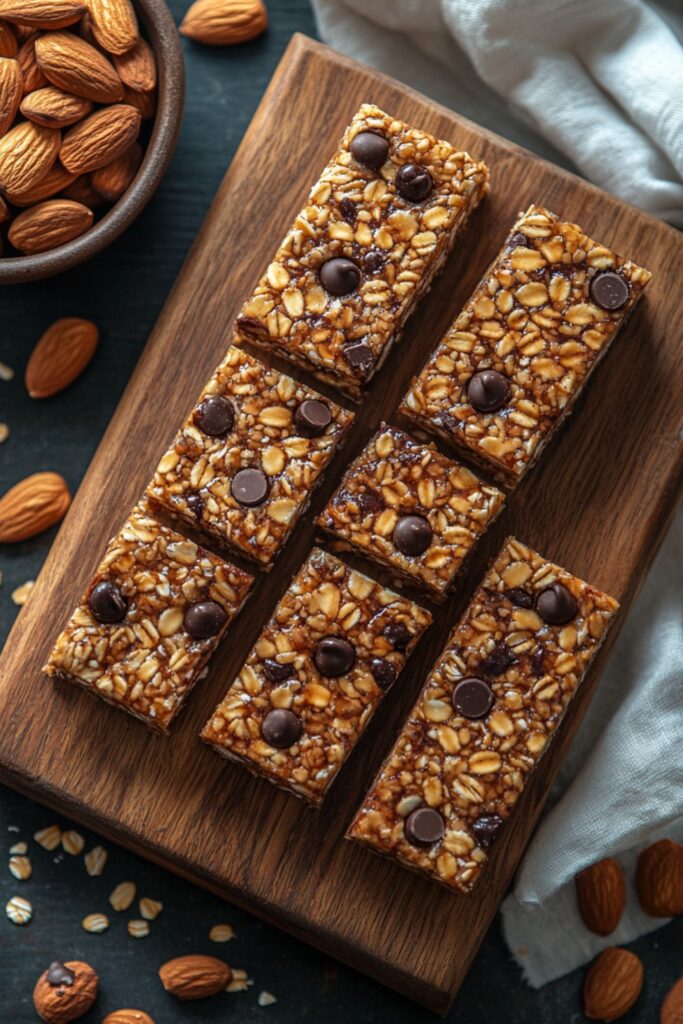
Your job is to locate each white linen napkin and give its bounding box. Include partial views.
[311,0,683,984]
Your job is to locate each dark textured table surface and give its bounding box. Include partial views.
[0,2,679,1020]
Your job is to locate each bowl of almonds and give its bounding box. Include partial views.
[0,0,184,283]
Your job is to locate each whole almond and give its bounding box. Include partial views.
[103,1012,155,1024]
[91,140,140,200]
[0,471,71,542]
[662,977,683,1024]
[0,0,86,30]
[61,102,139,173]
[0,18,17,57]
[122,82,154,119]
[0,55,21,135]
[159,955,231,1000]
[87,0,139,55]
[35,31,123,103]
[21,85,92,127]
[113,35,155,92]
[584,948,644,1022]
[17,34,46,94]
[576,857,626,936]
[26,317,98,398]
[61,172,104,206]
[33,960,98,1024]
[0,121,60,195]
[6,161,76,205]
[636,839,683,917]
[8,198,93,253]
[181,0,267,45]
[0,192,8,220]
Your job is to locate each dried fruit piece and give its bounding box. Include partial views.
[0,1,86,31]
[33,960,98,1023]
[584,947,644,1021]
[91,140,140,200]
[576,857,626,935]
[159,955,232,1000]
[662,978,683,1024]
[0,472,70,542]
[87,0,139,55]
[21,85,93,127]
[0,55,21,135]
[636,838,683,917]
[6,161,76,206]
[0,19,17,58]
[8,198,93,253]
[180,0,267,45]
[60,102,140,173]
[26,317,99,399]
[113,35,155,91]
[0,121,60,195]
[35,31,123,103]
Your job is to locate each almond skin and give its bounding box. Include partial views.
[8,198,93,253]
[636,839,683,917]
[33,961,98,1024]
[0,192,8,220]
[0,55,21,135]
[26,317,99,398]
[0,18,18,57]
[91,139,140,200]
[6,162,76,205]
[180,0,267,45]
[122,82,154,119]
[61,102,139,173]
[0,471,71,543]
[113,35,155,92]
[35,31,123,103]
[576,857,626,936]
[87,0,139,56]
[583,948,644,1022]
[102,1013,155,1024]
[17,33,46,93]
[661,977,683,1024]
[21,85,92,127]
[0,1,86,30]
[159,955,231,1000]
[61,172,104,206]
[0,120,60,195]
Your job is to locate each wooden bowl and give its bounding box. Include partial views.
[0,0,185,285]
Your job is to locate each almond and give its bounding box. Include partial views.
[0,0,86,30]
[159,955,231,1000]
[33,961,98,1024]
[61,172,103,206]
[7,161,76,205]
[113,35,155,92]
[661,977,683,1024]
[91,139,140,200]
[583,948,644,1022]
[87,0,138,56]
[180,0,267,46]
[8,197,93,252]
[35,30,123,103]
[576,857,626,936]
[21,85,92,127]
[17,33,46,94]
[636,839,683,917]
[0,18,17,57]
[122,82,154,119]
[103,1013,156,1024]
[61,102,139,173]
[0,55,21,135]
[0,192,8,220]
[0,471,71,542]
[26,317,98,398]
[0,121,60,195]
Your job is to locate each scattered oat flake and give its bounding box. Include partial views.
[209,923,235,943]
[9,842,27,855]
[0,361,13,382]
[84,845,107,876]
[9,855,31,881]
[109,880,136,911]
[139,897,163,920]
[0,424,8,444]
[7,826,20,833]
[34,825,62,851]
[82,912,109,933]
[62,830,85,855]
[127,919,149,938]
[12,580,35,606]
[227,968,250,993]
[258,991,277,1007]
[6,895,32,925]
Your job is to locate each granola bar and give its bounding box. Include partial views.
[236,104,489,399]
[347,537,619,893]
[201,547,432,805]
[146,346,354,568]
[316,425,504,600]
[401,205,652,485]
[44,504,253,733]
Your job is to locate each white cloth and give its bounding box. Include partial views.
[311,0,683,984]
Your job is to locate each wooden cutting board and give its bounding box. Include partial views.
[1,34,681,1014]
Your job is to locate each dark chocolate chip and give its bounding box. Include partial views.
[471,813,504,849]
[383,621,411,652]
[184,600,227,639]
[194,395,235,437]
[350,131,389,170]
[531,649,546,677]
[480,641,517,677]
[404,807,444,847]
[370,658,397,690]
[88,580,127,624]
[536,583,577,625]
[339,197,357,224]
[343,341,374,371]
[319,257,361,296]
[589,271,630,311]
[231,467,269,507]
[263,659,294,683]
[362,250,384,274]
[47,962,74,988]
[313,636,356,677]
[357,489,383,516]
[467,369,510,413]
[396,163,433,202]
[294,399,332,438]
[261,709,302,749]
[504,587,533,609]
[392,514,433,557]
[452,677,494,719]
[186,492,204,521]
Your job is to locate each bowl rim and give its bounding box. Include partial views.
[0,0,185,285]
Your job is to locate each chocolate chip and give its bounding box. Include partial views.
[404,807,444,847]
[294,399,332,438]
[343,341,374,371]
[362,250,384,274]
[263,659,294,683]
[504,587,533,609]
[350,131,389,170]
[536,583,577,625]
[314,636,356,677]
[357,489,383,516]
[261,709,302,749]
[383,621,411,652]
[194,395,235,437]
[339,197,357,224]
[319,257,361,296]
[452,677,494,719]
[47,962,74,987]
[370,658,397,690]
[184,600,227,639]
[231,467,269,507]
[396,163,433,202]
[471,813,504,849]
[392,514,433,557]
[480,641,517,677]
[589,271,630,311]
[88,580,127,624]
[467,369,510,413]
[531,649,546,677]
[186,492,204,521]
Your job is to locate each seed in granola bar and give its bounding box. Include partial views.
[261,709,302,749]
[184,601,227,639]
[195,395,235,436]
[314,636,356,677]
[350,131,388,170]
[383,621,411,652]
[452,677,494,719]
[504,587,534,609]
[370,658,397,690]
[263,659,294,683]
[186,492,205,521]
[467,369,510,413]
[392,514,432,557]
[294,399,332,438]
[471,813,504,849]
[480,641,517,677]
[343,340,374,372]
[396,163,433,202]
[88,581,127,624]
[589,271,630,311]
[231,467,270,507]
[46,961,75,986]
[319,257,361,296]
[536,583,577,625]
[362,250,384,274]
[404,807,444,847]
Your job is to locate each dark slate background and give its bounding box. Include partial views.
[0,1,680,1019]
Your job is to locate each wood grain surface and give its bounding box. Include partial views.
[0,35,681,1014]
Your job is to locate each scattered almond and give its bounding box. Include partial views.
[6,161,76,206]
[8,198,94,253]
[661,977,683,1024]
[82,911,109,932]
[34,824,62,850]
[88,0,139,56]
[122,82,154,119]
[576,857,626,936]
[91,139,140,200]
[35,31,123,103]
[11,579,34,604]
[33,961,98,1021]
[0,0,87,31]
[61,172,104,206]
[26,317,99,398]
[0,120,60,195]
[109,879,136,911]
[583,947,644,1021]
[103,1013,156,1024]
[0,472,70,543]
[636,839,683,917]
[20,84,92,127]
[159,955,232,1000]
[0,55,22,135]
[0,19,17,58]
[17,34,46,94]
[84,844,107,876]
[113,34,155,91]
[181,0,267,45]
[61,102,140,173]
